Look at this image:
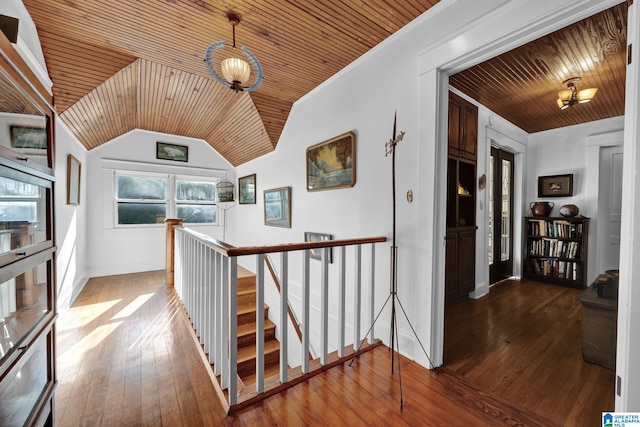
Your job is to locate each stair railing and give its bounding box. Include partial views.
[169,222,386,411]
[263,253,314,361]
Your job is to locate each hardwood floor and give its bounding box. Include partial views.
[55,271,226,426]
[56,271,603,426]
[444,279,616,427]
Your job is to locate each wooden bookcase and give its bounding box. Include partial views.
[0,32,57,426]
[523,216,590,288]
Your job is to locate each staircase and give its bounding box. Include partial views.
[236,266,281,385]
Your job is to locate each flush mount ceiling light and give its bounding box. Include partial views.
[204,11,263,93]
[556,77,597,110]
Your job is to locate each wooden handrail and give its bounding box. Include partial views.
[228,236,387,257]
[174,227,387,258]
[263,254,313,361]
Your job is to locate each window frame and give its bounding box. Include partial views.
[113,170,219,227]
[174,175,219,225]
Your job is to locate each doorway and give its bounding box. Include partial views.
[489,147,514,284]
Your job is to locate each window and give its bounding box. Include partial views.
[115,172,218,226]
[116,173,167,225]
[175,179,217,223]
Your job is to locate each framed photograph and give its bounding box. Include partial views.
[306,131,356,191]
[10,126,47,150]
[304,232,334,263]
[538,174,573,197]
[264,187,291,228]
[239,174,256,204]
[67,154,81,205]
[156,141,188,162]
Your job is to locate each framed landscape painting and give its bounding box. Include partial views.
[306,131,356,191]
[239,174,256,204]
[304,232,334,263]
[157,142,188,162]
[264,187,291,228]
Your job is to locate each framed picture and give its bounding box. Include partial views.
[264,187,291,228]
[538,174,573,197]
[156,141,188,162]
[239,174,256,204]
[306,131,356,191]
[304,232,334,263]
[10,126,47,150]
[67,154,81,205]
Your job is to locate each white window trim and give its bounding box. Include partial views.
[113,170,220,228]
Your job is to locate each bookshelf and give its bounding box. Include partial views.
[523,216,590,288]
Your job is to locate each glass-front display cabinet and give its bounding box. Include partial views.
[0,30,57,427]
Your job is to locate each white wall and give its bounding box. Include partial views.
[85,130,233,278]
[527,116,624,283]
[55,122,89,311]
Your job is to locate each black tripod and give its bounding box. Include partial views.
[349,113,435,411]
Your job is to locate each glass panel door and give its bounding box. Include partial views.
[489,147,514,284]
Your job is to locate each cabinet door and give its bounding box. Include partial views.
[461,103,477,159]
[447,97,462,156]
[458,230,476,294]
[445,232,459,299]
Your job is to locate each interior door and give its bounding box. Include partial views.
[489,147,514,284]
[599,145,623,271]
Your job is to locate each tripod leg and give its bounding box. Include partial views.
[390,298,396,373]
[394,308,404,411]
[395,295,436,369]
[348,294,391,366]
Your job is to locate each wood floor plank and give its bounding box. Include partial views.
[57,271,592,426]
[444,279,616,427]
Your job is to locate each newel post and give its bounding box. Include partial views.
[165,218,184,287]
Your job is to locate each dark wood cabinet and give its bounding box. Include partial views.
[448,92,478,161]
[446,228,476,301]
[0,31,57,426]
[445,92,478,303]
[522,216,589,288]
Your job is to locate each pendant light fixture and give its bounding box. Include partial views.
[204,11,263,93]
[556,77,597,110]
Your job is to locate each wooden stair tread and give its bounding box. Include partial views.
[237,303,268,316]
[237,265,254,278]
[237,339,280,363]
[237,320,276,337]
[240,364,282,388]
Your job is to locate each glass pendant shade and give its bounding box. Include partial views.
[204,11,263,93]
[221,57,251,84]
[577,87,597,103]
[557,89,573,101]
[556,78,597,110]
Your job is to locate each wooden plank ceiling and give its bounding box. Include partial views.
[450,2,629,133]
[20,1,628,165]
[22,0,438,166]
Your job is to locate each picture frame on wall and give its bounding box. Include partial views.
[239,174,256,204]
[156,141,188,162]
[306,131,356,191]
[304,232,334,263]
[538,174,573,197]
[10,125,47,150]
[67,154,81,205]
[264,187,291,228]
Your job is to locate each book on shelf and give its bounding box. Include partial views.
[527,217,583,239]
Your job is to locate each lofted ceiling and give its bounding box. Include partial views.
[20,1,628,166]
[21,0,438,166]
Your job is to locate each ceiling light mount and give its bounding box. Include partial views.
[557,77,597,110]
[204,11,263,93]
